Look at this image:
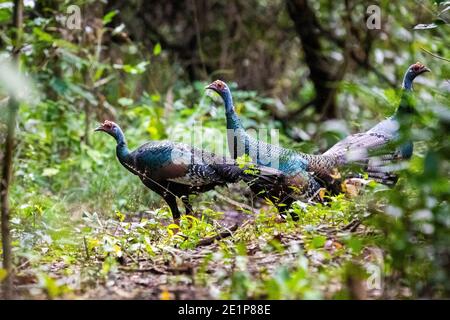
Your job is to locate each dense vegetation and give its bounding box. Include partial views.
[0,0,449,299]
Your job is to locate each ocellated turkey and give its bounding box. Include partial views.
[205,62,430,201]
[323,62,430,181]
[95,120,287,222]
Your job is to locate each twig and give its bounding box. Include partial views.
[196,224,239,247]
[118,266,166,274]
[342,219,361,232]
[93,75,114,88]
[83,236,90,260]
[421,47,450,63]
[343,211,376,232]
[214,193,255,213]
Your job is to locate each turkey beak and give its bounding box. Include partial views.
[422,67,431,74]
[205,83,216,91]
[94,125,104,132]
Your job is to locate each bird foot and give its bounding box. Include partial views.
[342,178,369,197]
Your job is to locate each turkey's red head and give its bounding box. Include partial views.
[205,80,228,94]
[410,62,430,75]
[95,120,118,133]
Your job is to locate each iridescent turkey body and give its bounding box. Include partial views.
[214,84,344,199]
[207,62,429,198]
[96,120,287,222]
[323,62,429,177]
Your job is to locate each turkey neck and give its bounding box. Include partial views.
[222,88,313,171]
[113,127,131,166]
[397,70,417,116]
[223,90,244,130]
[390,68,417,157]
[222,89,250,160]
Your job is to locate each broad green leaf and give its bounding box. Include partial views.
[103,10,118,25]
[118,97,133,106]
[311,235,326,248]
[0,268,7,281]
[42,168,59,177]
[153,43,162,56]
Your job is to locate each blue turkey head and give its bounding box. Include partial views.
[95,120,121,139]
[408,62,430,77]
[206,80,230,99]
[206,80,234,112]
[402,62,430,90]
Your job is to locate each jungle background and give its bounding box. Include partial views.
[0,0,449,299]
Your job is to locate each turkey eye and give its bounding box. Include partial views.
[413,63,423,72]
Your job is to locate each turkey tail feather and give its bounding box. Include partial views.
[323,129,406,186]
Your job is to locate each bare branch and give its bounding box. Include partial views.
[421,47,450,63]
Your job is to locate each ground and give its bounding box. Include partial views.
[8,188,390,300]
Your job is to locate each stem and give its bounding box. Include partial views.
[420,47,450,63]
[1,0,23,299]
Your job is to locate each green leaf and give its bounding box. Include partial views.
[311,235,326,248]
[33,27,54,42]
[42,168,59,177]
[49,77,69,95]
[122,61,148,74]
[0,268,7,281]
[69,83,97,105]
[135,61,149,73]
[118,97,134,106]
[116,211,125,222]
[103,10,118,25]
[0,8,12,24]
[151,94,161,102]
[153,43,162,56]
[122,64,136,74]
[346,237,363,254]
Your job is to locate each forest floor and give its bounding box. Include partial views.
[9,187,389,300]
[82,209,381,300]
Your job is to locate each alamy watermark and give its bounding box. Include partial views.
[365,248,384,292]
[58,4,381,31]
[58,5,82,30]
[366,264,382,291]
[170,124,281,169]
[366,5,381,30]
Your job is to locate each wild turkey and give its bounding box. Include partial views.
[95,120,287,222]
[206,80,342,198]
[323,62,430,181]
[204,84,328,213]
[205,62,430,197]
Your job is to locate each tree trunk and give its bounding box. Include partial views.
[286,0,341,119]
[1,0,23,300]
